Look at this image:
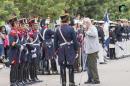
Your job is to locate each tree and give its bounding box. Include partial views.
[13,0,86,19]
[1,0,130,21]
[0,0,20,21]
[14,0,69,19]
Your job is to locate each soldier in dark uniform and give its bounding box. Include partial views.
[27,18,41,82]
[16,23,24,86]
[39,21,58,74]
[115,19,124,58]
[115,19,123,42]
[40,18,46,29]
[23,23,31,84]
[16,18,29,85]
[109,24,117,59]
[96,21,107,64]
[122,19,129,41]
[54,13,78,86]
[121,19,130,56]
[128,21,130,39]
[8,16,20,86]
[26,29,35,82]
[73,20,83,72]
[97,22,105,47]
[18,19,32,84]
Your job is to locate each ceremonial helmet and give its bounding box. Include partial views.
[28,18,38,27]
[60,10,69,23]
[19,18,28,24]
[8,14,18,27]
[8,14,18,23]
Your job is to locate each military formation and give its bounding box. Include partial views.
[0,11,130,86]
[96,19,130,62]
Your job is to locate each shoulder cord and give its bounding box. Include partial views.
[23,33,39,46]
[38,29,47,41]
[16,33,19,44]
[58,26,67,43]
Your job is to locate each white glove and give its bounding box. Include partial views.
[76,54,79,59]
[122,33,125,36]
[31,48,36,53]
[20,45,24,51]
[32,53,37,58]
[26,50,29,55]
[0,57,2,60]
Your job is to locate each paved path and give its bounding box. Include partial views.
[0,57,130,86]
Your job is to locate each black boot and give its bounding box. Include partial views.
[84,79,93,84]
[69,65,75,86]
[10,83,18,86]
[60,65,66,86]
[62,82,66,86]
[69,82,77,86]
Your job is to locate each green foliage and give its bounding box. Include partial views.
[75,0,130,20]
[14,0,85,19]
[14,0,68,19]
[0,0,20,21]
[102,0,130,20]
[1,0,130,21]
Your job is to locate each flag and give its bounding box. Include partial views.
[103,10,110,40]
[103,10,110,53]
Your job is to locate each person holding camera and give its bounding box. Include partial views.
[83,18,100,84]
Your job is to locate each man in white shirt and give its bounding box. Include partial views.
[83,18,100,84]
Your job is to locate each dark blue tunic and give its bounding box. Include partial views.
[40,28,55,60]
[19,33,28,63]
[54,24,78,65]
[26,29,39,63]
[97,27,105,45]
[8,31,19,64]
[115,25,123,42]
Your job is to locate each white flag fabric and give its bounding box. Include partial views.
[103,11,110,40]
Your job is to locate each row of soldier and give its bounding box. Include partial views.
[0,14,130,86]
[0,16,58,86]
[96,19,130,64]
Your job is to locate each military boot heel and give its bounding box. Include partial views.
[62,82,66,86]
[69,82,77,86]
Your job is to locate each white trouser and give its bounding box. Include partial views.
[126,40,130,55]
[115,42,123,58]
[98,43,104,63]
[123,41,128,56]
[82,52,87,71]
